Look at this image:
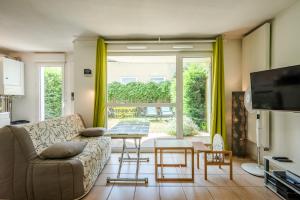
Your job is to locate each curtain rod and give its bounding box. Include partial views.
[105,39,215,44]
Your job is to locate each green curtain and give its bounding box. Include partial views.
[210,35,227,148]
[93,38,107,127]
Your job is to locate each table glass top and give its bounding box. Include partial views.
[105,132,148,138]
[155,139,193,148]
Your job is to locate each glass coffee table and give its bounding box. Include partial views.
[154,139,194,182]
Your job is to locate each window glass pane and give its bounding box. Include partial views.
[107,56,177,148]
[107,56,176,104]
[182,57,211,137]
[40,66,63,120]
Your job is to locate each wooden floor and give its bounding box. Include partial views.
[83,153,280,200]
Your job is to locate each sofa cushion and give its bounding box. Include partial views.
[24,114,86,154]
[79,127,106,137]
[72,135,111,192]
[39,141,87,159]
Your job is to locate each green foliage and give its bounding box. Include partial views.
[183,63,208,131]
[170,77,176,103]
[108,81,172,103]
[44,68,62,120]
[108,62,209,132]
[168,116,199,136]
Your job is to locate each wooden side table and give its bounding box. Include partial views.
[154,139,194,182]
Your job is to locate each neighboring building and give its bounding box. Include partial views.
[107,56,176,84]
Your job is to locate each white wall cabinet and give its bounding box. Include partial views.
[0,57,24,95]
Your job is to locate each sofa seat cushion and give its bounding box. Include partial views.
[72,135,111,192]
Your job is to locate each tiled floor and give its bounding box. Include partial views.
[83,153,280,200]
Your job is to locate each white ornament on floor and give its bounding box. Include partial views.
[241,88,264,178]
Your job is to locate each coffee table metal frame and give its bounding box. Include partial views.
[105,133,149,184]
[154,139,194,182]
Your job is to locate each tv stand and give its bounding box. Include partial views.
[264,156,300,199]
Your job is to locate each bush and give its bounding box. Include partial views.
[44,68,62,119]
[167,116,199,136]
[183,64,208,131]
[108,63,209,132]
[108,81,172,103]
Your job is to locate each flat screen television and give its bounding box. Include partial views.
[250,65,300,111]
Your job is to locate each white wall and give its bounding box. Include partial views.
[10,53,38,122]
[241,1,300,163]
[64,53,74,115]
[8,52,73,123]
[223,39,242,148]
[73,39,97,127]
[242,23,271,152]
[268,1,300,162]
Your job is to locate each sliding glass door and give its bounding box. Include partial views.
[107,52,212,149]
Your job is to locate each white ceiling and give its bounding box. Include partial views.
[0,0,296,52]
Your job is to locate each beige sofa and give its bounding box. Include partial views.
[0,114,111,200]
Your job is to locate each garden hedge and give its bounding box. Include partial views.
[107,64,208,131]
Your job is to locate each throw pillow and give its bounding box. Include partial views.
[79,127,106,137]
[39,141,87,159]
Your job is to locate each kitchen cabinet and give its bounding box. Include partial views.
[0,57,24,95]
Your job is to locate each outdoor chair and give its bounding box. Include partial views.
[145,107,158,117]
[160,107,173,117]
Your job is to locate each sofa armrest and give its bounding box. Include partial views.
[27,158,85,200]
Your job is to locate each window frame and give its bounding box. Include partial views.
[106,50,212,140]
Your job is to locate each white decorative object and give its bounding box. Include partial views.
[241,88,264,177]
[0,57,24,95]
